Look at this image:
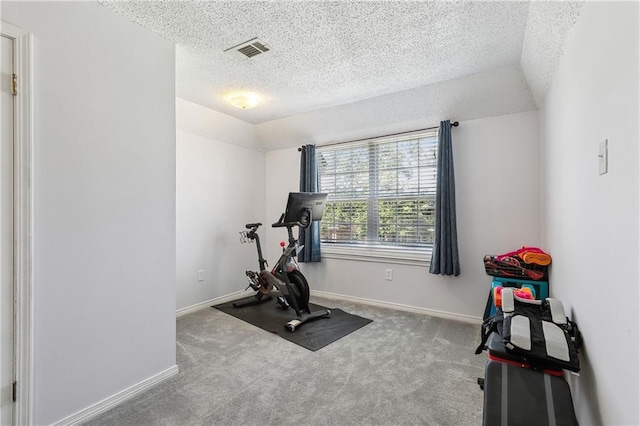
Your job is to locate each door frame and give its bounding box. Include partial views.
[1,21,32,426]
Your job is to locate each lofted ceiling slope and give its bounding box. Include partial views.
[100,1,583,125]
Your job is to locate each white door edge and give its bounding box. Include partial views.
[1,20,33,426]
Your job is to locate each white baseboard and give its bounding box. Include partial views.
[176,290,250,317]
[177,289,483,324]
[53,365,179,426]
[310,290,483,325]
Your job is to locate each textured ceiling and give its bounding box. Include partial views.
[100,1,582,125]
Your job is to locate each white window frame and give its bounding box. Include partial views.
[317,129,438,265]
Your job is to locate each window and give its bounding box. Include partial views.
[317,129,438,261]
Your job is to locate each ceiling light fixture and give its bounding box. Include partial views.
[226,93,260,109]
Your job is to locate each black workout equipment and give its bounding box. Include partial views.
[235,192,331,332]
[482,361,578,426]
[215,299,372,351]
[475,287,581,373]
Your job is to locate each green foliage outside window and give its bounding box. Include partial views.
[318,130,437,249]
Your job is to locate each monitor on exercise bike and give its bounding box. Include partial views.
[283,192,328,228]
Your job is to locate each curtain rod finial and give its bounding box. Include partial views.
[451,121,459,127]
[298,147,302,152]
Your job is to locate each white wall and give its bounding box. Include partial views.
[1,2,177,424]
[176,99,266,311]
[256,63,536,152]
[176,97,264,152]
[264,148,300,267]
[265,111,542,320]
[3,1,629,423]
[541,2,639,425]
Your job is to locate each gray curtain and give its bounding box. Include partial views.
[298,144,321,262]
[429,120,460,276]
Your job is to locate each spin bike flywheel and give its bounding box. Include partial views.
[285,270,310,312]
[257,271,274,295]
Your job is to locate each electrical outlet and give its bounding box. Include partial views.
[197,269,205,282]
[385,269,393,281]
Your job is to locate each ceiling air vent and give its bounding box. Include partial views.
[224,38,270,59]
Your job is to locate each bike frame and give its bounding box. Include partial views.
[235,194,331,332]
[241,223,304,308]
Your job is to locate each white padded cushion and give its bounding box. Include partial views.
[502,288,515,313]
[542,321,570,361]
[510,315,532,351]
[547,298,567,325]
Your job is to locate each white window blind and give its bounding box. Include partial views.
[317,129,438,251]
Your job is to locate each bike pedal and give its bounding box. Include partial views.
[276,296,290,310]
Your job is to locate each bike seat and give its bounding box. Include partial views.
[245,222,262,229]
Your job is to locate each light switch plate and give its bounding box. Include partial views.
[598,139,608,175]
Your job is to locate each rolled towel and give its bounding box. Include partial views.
[519,250,551,266]
[497,246,551,266]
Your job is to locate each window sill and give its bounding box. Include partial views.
[320,244,431,267]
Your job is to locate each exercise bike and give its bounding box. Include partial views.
[235,192,331,332]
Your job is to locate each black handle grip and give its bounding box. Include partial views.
[272,213,310,229]
[272,213,285,227]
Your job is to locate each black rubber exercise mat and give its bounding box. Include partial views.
[213,296,372,351]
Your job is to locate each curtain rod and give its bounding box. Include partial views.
[298,121,459,151]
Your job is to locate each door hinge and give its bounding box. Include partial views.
[12,73,17,96]
[12,381,16,402]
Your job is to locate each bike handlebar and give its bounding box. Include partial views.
[272,213,287,227]
[272,212,310,229]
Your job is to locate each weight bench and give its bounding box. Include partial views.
[476,287,581,424]
[482,360,578,426]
